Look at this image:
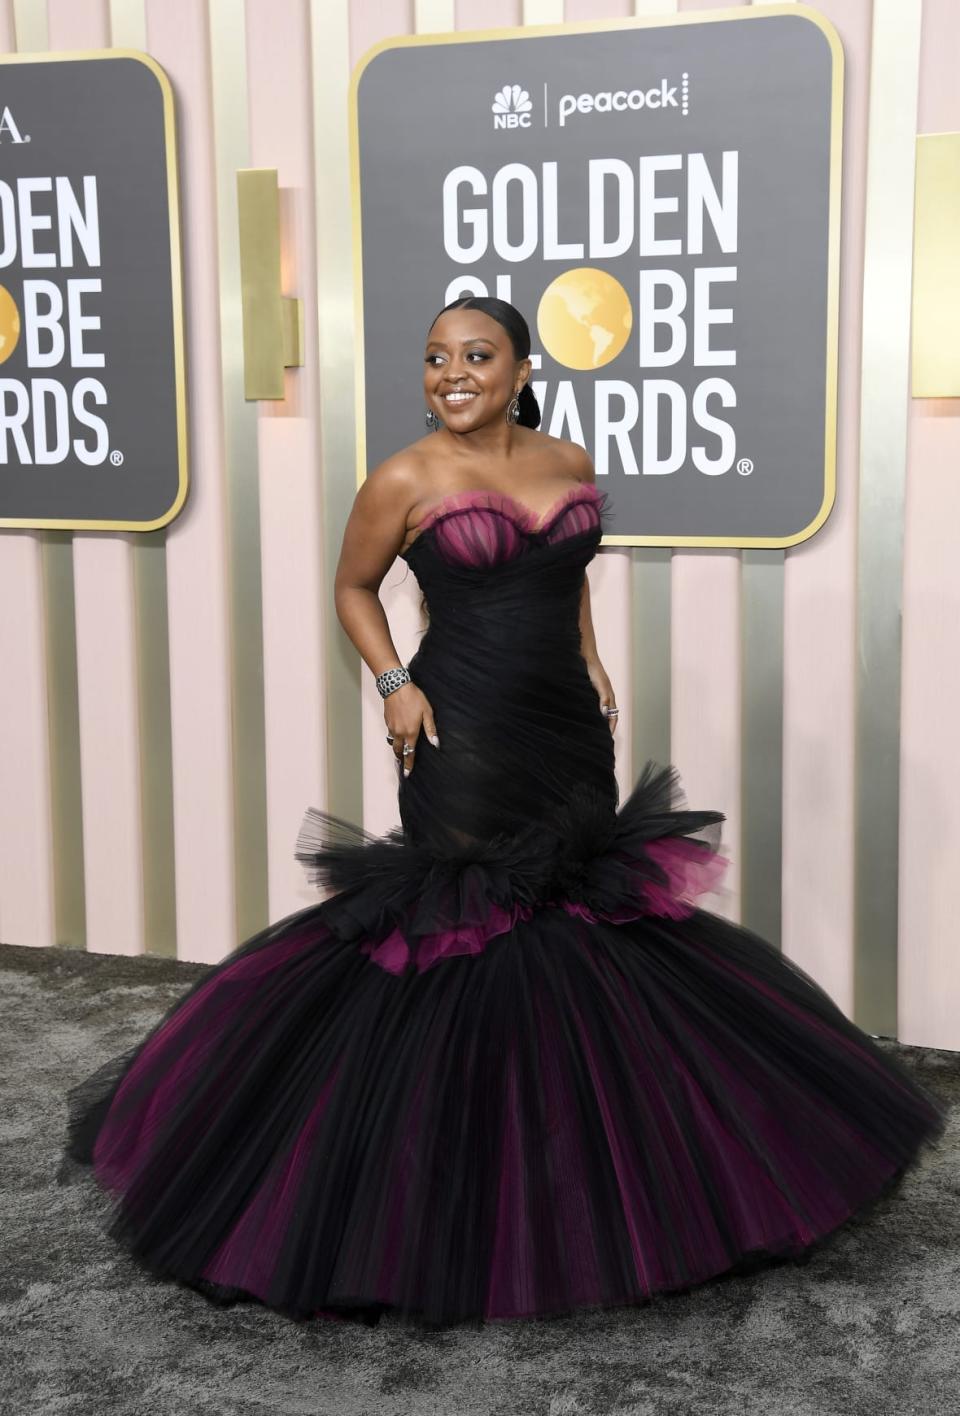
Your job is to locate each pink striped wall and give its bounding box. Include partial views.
[0,0,956,1053]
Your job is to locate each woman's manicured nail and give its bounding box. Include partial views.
[403,767,411,776]
[428,734,439,748]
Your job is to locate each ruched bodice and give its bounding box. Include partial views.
[395,483,617,851]
[400,483,608,652]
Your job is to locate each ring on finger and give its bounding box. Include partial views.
[402,743,414,756]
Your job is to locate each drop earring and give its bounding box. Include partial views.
[425,407,441,431]
[506,392,520,424]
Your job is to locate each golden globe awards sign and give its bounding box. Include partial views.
[351,8,842,547]
[0,51,185,532]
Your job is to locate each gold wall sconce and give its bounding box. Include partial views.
[237,168,304,400]
[912,132,960,398]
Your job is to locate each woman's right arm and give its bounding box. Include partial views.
[333,457,439,776]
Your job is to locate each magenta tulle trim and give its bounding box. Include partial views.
[625,836,733,921]
[361,898,529,975]
[407,483,611,570]
[416,480,604,538]
[558,834,731,926]
[360,836,731,976]
[295,762,731,978]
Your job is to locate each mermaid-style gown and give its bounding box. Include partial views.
[62,481,948,1328]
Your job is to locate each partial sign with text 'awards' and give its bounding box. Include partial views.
[0,51,186,532]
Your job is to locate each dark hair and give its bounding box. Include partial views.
[428,296,541,429]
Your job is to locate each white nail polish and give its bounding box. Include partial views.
[429,734,439,747]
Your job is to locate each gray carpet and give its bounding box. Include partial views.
[2,939,958,1416]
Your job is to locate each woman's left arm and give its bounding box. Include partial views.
[579,574,600,668]
[580,572,618,734]
[566,442,619,734]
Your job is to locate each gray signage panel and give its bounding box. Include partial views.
[352,7,842,547]
[0,51,186,531]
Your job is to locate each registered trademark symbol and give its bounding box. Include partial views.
[737,457,754,476]
[110,449,124,466]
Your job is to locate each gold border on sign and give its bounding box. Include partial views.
[347,3,844,549]
[0,48,188,534]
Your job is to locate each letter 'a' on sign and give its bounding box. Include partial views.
[0,50,187,533]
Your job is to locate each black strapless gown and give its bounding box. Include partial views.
[61,482,948,1329]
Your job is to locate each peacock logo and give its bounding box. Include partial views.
[492,85,532,131]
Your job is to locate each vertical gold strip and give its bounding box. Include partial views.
[209,0,269,940]
[310,0,361,822]
[633,0,677,17]
[630,548,672,769]
[856,0,922,1034]
[42,533,87,948]
[11,0,46,50]
[107,0,145,49]
[108,0,178,958]
[912,132,960,398]
[414,1,454,30]
[132,533,178,956]
[741,551,783,945]
[631,0,678,776]
[237,169,287,400]
[523,0,562,23]
[15,0,84,947]
[738,0,793,946]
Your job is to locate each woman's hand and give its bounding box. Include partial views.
[385,682,440,776]
[585,659,619,735]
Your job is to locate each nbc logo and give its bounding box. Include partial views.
[492,84,532,130]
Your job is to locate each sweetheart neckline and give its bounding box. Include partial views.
[400,481,605,559]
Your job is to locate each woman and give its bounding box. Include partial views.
[62,296,948,1330]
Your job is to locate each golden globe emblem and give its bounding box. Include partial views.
[0,285,21,364]
[537,268,632,371]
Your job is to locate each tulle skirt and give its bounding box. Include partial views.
[61,770,948,1328]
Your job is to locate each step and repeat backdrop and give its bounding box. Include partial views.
[0,0,955,1053]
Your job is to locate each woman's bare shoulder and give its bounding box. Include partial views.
[356,443,434,523]
[368,435,435,479]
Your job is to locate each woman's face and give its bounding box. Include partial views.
[424,308,530,431]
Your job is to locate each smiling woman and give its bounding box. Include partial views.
[423,294,539,435]
[62,293,949,1332]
